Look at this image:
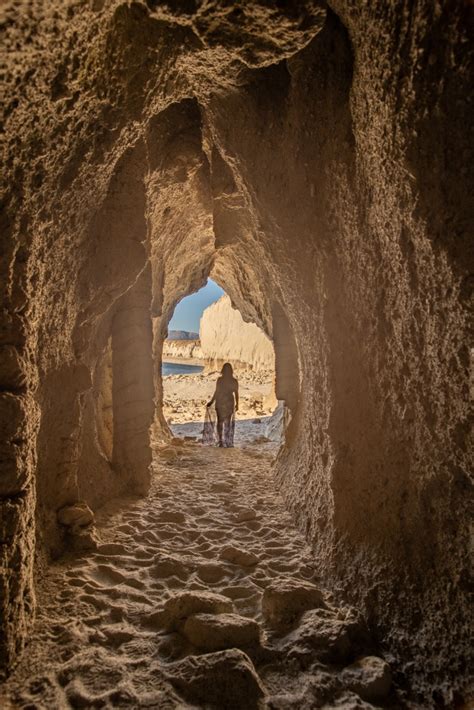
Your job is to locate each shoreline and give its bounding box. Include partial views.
[162,356,208,368]
[162,355,275,376]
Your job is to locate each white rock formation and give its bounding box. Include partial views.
[199,295,274,371]
[162,340,203,360]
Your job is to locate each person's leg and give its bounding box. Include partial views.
[216,418,223,446]
[228,413,235,447]
[223,415,232,447]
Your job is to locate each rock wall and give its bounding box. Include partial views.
[200,295,275,371]
[111,268,155,497]
[1,0,472,701]
[93,340,113,463]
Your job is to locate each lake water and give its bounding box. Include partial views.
[162,361,204,376]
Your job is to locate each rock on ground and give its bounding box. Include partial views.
[220,545,259,567]
[182,612,261,651]
[280,608,367,664]
[57,503,94,528]
[164,649,266,709]
[262,577,326,627]
[163,591,234,631]
[341,656,392,702]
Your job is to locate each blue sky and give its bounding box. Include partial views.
[168,279,224,333]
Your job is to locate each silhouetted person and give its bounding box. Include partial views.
[207,363,239,447]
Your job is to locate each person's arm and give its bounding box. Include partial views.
[207,385,217,407]
[234,382,239,411]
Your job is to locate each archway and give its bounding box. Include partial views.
[161,280,281,448]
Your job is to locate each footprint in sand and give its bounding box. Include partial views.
[154,529,177,541]
[97,542,129,555]
[116,523,137,535]
[67,576,88,588]
[79,593,109,611]
[89,564,133,587]
[221,585,260,600]
[157,511,186,524]
[152,554,190,581]
[196,563,227,584]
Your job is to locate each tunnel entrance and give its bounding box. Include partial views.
[159,279,281,449]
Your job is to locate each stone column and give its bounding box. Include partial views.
[272,301,300,413]
[112,267,154,495]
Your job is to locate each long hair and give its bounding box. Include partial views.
[221,362,233,378]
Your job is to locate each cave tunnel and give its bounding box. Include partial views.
[1,1,472,708]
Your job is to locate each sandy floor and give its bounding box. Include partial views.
[1,440,394,709]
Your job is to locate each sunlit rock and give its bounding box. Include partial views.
[163,591,234,631]
[200,295,275,371]
[220,545,259,567]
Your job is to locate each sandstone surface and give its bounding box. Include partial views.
[0,0,472,703]
[280,607,367,664]
[200,295,275,371]
[165,649,266,709]
[163,591,234,631]
[182,612,261,651]
[262,578,326,628]
[162,340,203,361]
[220,545,259,567]
[57,503,94,529]
[341,656,392,703]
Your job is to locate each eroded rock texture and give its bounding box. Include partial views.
[1,0,472,703]
[200,295,275,370]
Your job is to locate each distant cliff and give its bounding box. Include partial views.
[167,330,199,341]
[162,340,203,360]
[200,295,274,371]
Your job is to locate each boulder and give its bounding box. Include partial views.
[282,608,366,664]
[183,612,261,651]
[262,578,326,627]
[163,591,234,631]
[152,553,189,580]
[264,401,286,443]
[69,525,99,552]
[341,656,392,702]
[165,649,266,709]
[220,545,259,567]
[57,502,94,528]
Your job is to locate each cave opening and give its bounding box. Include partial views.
[159,278,281,449]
